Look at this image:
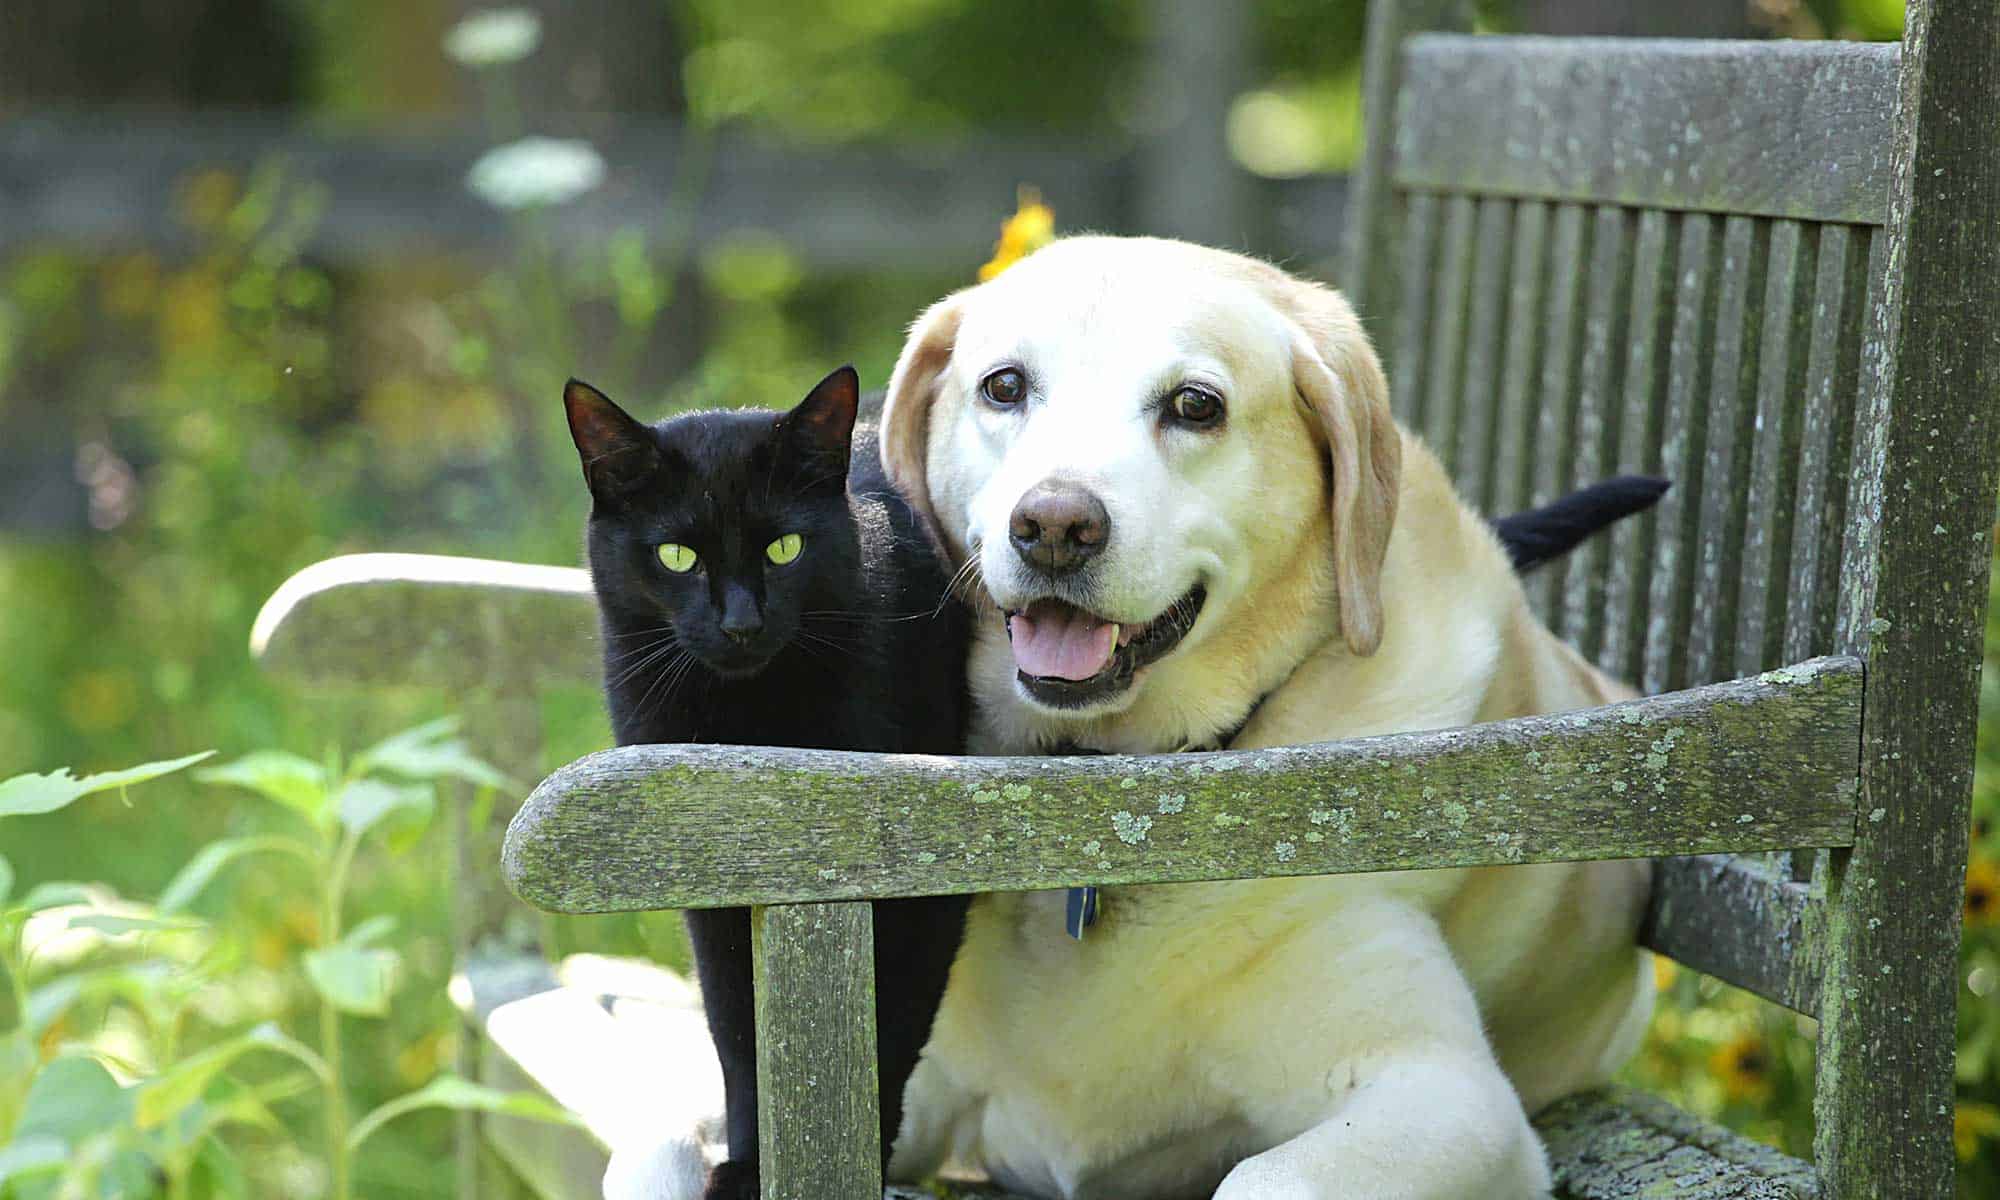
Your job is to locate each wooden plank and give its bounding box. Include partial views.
[1814,2,2000,1195]
[1343,0,1473,346]
[1421,194,1479,463]
[1489,200,1551,516]
[1784,225,1868,664]
[251,553,597,691]
[1642,212,1720,695]
[1597,208,1675,682]
[1526,203,1591,624]
[1641,855,1824,1016]
[1536,1087,1819,1200]
[1391,191,1443,425]
[1683,216,1766,686]
[1734,220,1815,677]
[1833,230,1894,650]
[1395,35,1898,225]
[503,658,1864,913]
[1454,197,1515,509]
[753,902,881,1200]
[1559,205,1632,659]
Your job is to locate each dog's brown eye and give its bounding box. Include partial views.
[1171,386,1224,427]
[982,368,1028,406]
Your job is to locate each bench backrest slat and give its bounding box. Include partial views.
[1393,37,1899,224]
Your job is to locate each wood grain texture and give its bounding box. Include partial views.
[1814,1,2000,1195]
[1782,224,1867,667]
[1391,191,1442,425]
[1642,855,1823,1017]
[1342,0,1472,363]
[251,553,597,692]
[1641,212,1720,695]
[1421,193,1479,463]
[1536,1086,1819,1199]
[1597,208,1674,682]
[1735,220,1815,679]
[754,902,882,1200]
[1526,203,1591,625]
[504,658,1863,914]
[1560,205,1633,657]
[1455,197,1515,509]
[1684,216,1766,686]
[1490,199,1550,517]
[1395,35,1897,226]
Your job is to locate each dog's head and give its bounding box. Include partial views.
[882,237,1400,718]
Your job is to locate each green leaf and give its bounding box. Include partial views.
[347,1074,579,1152]
[0,1135,67,1186]
[335,778,435,840]
[355,718,513,790]
[0,751,213,818]
[18,882,94,913]
[0,851,12,906]
[196,751,332,827]
[188,1135,251,1200]
[342,914,397,947]
[135,1024,333,1131]
[65,913,203,937]
[15,1056,133,1143]
[156,835,316,915]
[303,939,400,1016]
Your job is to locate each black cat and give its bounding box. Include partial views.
[565,365,970,1200]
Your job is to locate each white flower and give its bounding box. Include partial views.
[467,137,607,210]
[444,8,541,68]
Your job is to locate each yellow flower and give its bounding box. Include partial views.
[1967,855,1999,928]
[978,187,1056,281]
[1652,955,1677,992]
[1709,1034,1773,1104]
[1955,1102,2000,1162]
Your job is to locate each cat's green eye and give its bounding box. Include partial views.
[657,543,698,573]
[765,533,804,565]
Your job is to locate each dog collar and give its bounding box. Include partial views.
[1048,695,1271,940]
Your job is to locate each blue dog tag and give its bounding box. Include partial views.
[1065,886,1099,939]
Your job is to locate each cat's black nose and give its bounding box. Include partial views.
[1009,478,1109,576]
[720,586,764,643]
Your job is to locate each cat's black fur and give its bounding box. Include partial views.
[566,363,1671,1200]
[566,366,970,1200]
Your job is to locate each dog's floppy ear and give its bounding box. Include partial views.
[880,291,968,553]
[1279,287,1400,657]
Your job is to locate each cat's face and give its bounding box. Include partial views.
[566,367,863,680]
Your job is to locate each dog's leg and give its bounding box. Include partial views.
[1198,893,1549,1200]
[1213,1053,1549,1200]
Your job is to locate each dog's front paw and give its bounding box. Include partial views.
[700,1160,759,1200]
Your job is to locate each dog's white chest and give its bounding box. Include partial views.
[894,877,1456,1199]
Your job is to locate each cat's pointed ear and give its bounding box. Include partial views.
[565,378,660,500]
[781,365,860,466]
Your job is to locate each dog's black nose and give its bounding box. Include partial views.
[1009,479,1110,576]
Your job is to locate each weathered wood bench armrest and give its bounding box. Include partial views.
[503,655,1862,913]
[251,553,597,690]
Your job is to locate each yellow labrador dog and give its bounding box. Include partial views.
[875,236,1653,1199]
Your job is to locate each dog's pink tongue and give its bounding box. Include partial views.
[1008,602,1116,680]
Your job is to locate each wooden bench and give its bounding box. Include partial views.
[256,0,1998,1194]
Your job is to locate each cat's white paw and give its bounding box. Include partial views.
[602,1133,709,1200]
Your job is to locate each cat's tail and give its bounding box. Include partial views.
[1491,476,1672,574]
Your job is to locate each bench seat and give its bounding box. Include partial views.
[459,953,1814,1200]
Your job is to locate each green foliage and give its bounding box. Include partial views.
[0,733,574,1200]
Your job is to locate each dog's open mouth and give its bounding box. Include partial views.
[1004,584,1206,708]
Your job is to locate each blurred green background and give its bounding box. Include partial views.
[2,0,1993,1196]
